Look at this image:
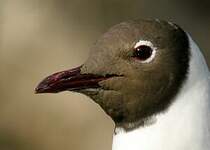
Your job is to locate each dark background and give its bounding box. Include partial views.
[0,0,209,150]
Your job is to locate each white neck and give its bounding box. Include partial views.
[112,35,210,150]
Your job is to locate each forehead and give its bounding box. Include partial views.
[94,20,185,51]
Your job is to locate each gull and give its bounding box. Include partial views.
[35,19,210,150]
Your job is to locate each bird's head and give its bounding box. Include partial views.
[35,19,190,130]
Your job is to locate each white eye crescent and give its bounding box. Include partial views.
[133,40,157,63]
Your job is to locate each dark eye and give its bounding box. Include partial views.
[133,45,153,61]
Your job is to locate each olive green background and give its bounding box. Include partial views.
[0,0,209,150]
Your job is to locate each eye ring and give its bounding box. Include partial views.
[132,40,157,63]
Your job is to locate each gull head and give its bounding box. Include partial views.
[35,19,190,130]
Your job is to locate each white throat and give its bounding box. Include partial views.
[112,35,210,150]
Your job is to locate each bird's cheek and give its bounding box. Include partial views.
[100,90,122,108]
[98,77,125,90]
[99,90,124,120]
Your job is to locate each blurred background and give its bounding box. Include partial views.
[0,0,209,150]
